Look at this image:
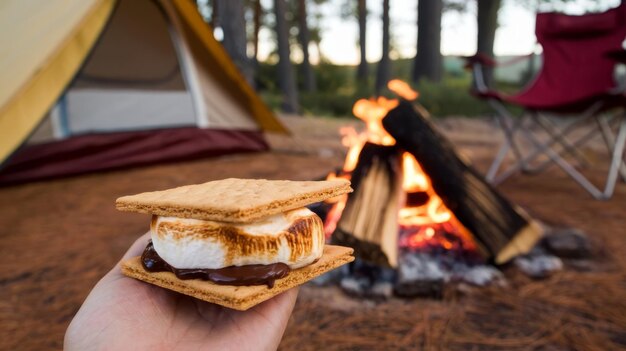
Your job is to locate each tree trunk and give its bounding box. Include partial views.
[250,0,262,88]
[412,0,443,83]
[274,0,299,113]
[374,0,391,95]
[211,0,220,29]
[475,0,501,88]
[356,0,368,84]
[253,0,261,65]
[298,0,316,92]
[216,0,252,84]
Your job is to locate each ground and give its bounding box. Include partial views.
[1,116,625,350]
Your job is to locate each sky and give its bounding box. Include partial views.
[254,0,622,65]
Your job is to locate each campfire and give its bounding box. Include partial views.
[314,80,544,297]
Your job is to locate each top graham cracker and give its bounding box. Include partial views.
[116,178,352,223]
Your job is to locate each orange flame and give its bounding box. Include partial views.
[388,79,419,101]
[325,80,474,253]
[323,197,346,238]
[339,127,367,173]
[352,97,397,146]
[401,152,429,192]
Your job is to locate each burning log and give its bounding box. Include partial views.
[382,101,542,264]
[333,143,403,267]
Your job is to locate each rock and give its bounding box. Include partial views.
[339,276,394,300]
[514,247,563,279]
[396,253,446,282]
[462,265,505,286]
[543,228,592,259]
[340,276,370,296]
[311,265,347,286]
[394,253,446,298]
[370,281,394,299]
[336,259,395,299]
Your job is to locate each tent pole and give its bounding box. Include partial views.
[161,0,209,128]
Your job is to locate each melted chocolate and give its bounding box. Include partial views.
[141,241,290,288]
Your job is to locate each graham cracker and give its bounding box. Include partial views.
[121,245,354,311]
[116,178,352,223]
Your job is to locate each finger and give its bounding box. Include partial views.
[251,286,299,323]
[250,287,299,350]
[276,286,299,316]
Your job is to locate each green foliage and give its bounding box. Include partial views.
[256,58,527,118]
[414,78,492,117]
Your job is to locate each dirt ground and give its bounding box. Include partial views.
[1,116,625,350]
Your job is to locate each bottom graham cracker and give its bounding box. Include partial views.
[121,245,354,311]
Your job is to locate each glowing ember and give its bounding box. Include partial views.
[324,80,474,254]
[399,220,478,253]
[398,196,451,226]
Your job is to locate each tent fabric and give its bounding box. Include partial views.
[0,128,267,186]
[170,0,286,132]
[0,0,287,184]
[64,89,197,133]
[0,0,116,165]
[74,0,186,91]
[59,0,201,138]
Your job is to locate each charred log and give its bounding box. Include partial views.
[382,101,542,264]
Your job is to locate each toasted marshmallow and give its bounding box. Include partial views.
[150,208,324,269]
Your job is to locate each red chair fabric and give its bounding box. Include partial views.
[478,3,626,111]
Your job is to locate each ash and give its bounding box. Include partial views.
[397,250,505,288]
[514,247,563,279]
[313,250,505,300]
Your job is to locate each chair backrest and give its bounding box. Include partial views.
[516,3,626,109]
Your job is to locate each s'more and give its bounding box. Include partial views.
[116,178,354,310]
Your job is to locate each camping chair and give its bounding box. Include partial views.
[466,3,626,200]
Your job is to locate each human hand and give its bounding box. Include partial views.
[65,233,298,351]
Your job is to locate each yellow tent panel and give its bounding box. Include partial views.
[0,0,286,165]
[0,0,115,164]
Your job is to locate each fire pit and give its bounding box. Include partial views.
[311,80,549,298]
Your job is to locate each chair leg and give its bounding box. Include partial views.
[521,103,603,173]
[487,114,524,181]
[534,114,592,168]
[482,99,622,199]
[597,115,626,183]
[486,101,530,183]
[486,132,511,182]
[601,117,626,198]
[492,113,593,183]
[528,117,610,174]
[521,125,606,199]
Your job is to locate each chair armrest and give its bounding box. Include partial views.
[462,52,535,93]
[462,54,498,93]
[462,52,536,70]
[462,53,498,69]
